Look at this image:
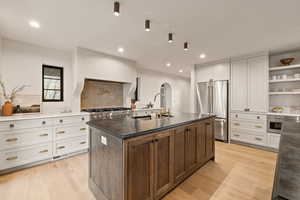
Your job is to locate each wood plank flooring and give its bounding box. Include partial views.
[0,142,277,200]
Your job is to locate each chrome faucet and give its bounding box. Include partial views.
[154,92,161,103]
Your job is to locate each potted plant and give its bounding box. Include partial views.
[0,80,27,116]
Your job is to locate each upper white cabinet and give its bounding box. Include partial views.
[231,55,268,113]
[231,59,248,112]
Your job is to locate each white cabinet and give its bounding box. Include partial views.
[231,60,248,111]
[230,112,267,146]
[0,113,89,173]
[248,56,268,113]
[267,133,280,149]
[231,55,268,113]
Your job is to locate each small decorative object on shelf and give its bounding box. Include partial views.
[280,58,295,66]
[0,80,28,116]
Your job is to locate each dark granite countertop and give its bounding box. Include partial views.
[87,113,214,140]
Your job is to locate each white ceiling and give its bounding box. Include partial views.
[1,0,300,77]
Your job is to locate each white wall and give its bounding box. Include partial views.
[0,36,3,78]
[195,59,230,82]
[137,68,190,113]
[1,39,73,113]
[72,47,138,112]
[0,40,191,114]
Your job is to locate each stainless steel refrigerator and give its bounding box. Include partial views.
[196,80,228,142]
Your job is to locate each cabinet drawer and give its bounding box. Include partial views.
[0,118,53,132]
[0,128,53,150]
[230,113,266,121]
[0,143,53,171]
[54,115,88,126]
[231,131,246,142]
[231,120,266,132]
[54,136,88,156]
[231,130,266,146]
[54,125,88,140]
[247,134,266,146]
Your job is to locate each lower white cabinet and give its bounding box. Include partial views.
[0,113,89,173]
[230,112,267,147]
[54,135,88,157]
[0,142,53,170]
[267,133,280,149]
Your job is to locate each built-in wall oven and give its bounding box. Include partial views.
[268,115,284,134]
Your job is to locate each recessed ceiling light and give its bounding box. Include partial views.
[179,69,183,73]
[166,62,171,67]
[200,53,206,59]
[118,47,124,53]
[114,1,120,16]
[29,20,40,28]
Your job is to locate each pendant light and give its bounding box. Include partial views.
[184,42,188,51]
[114,1,120,16]
[145,19,150,32]
[168,33,173,43]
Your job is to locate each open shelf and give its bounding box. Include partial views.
[269,92,300,95]
[269,78,300,83]
[269,64,300,71]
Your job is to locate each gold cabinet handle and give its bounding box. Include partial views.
[39,149,48,153]
[56,131,65,134]
[40,133,49,137]
[6,156,18,161]
[255,137,262,141]
[255,125,263,129]
[233,134,240,137]
[57,146,65,149]
[233,123,240,126]
[6,138,18,142]
[80,128,87,131]
[80,141,86,145]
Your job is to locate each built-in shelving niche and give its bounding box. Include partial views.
[269,50,300,115]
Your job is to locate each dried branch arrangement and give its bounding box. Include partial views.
[0,80,28,103]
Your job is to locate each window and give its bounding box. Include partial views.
[42,65,64,102]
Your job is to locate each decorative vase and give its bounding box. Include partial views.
[2,101,13,116]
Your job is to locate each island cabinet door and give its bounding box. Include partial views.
[197,121,207,165]
[205,120,215,159]
[127,135,155,200]
[173,126,187,184]
[153,130,174,199]
[185,124,198,172]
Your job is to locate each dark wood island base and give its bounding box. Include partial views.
[88,115,215,200]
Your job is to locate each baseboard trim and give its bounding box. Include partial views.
[231,140,278,152]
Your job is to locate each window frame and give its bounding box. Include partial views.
[42,65,64,102]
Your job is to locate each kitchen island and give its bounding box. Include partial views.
[87,113,215,200]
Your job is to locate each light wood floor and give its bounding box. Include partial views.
[0,142,277,200]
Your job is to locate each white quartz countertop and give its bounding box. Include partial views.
[0,112,90,121]
[268,112,300,117]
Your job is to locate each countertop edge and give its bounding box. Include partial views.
[87,115,214,140]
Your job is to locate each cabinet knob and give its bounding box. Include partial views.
[42,121,46,125]
[80,141,86,145]
[40,133,49,137]
[255,137,262,141]
[81,117,85,121]
[257,116,260,119]
[39,149,49,153]
[9,124,14,128]
[235,114,238,118]
[57,146,65,149]
[59,119,63,123]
